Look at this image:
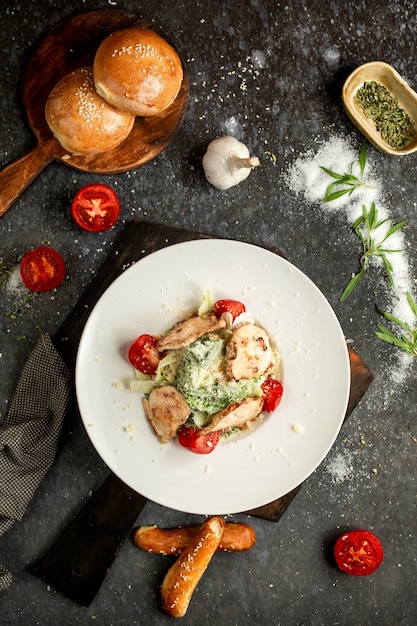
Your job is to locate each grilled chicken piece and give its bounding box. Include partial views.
[157,312,226,351]
[143,386,190,443]
[201,396,264,434]
[227,323,273,380]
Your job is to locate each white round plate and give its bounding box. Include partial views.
[75,239,350,515]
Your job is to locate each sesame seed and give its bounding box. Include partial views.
[75,73,103,126]
[134,43,156,57]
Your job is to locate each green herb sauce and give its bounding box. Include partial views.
[174,334,263,417]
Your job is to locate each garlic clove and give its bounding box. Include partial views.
[202,135,260,190]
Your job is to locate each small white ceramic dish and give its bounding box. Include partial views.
[75,239,351,515]
[343,61,417,155]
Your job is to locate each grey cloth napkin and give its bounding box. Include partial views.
[0,333,72,591]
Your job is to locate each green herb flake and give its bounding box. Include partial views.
[355,81,416,149]
[264,150,277,165]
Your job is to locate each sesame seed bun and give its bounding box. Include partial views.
[44,67,135,155]
[93,27,183,117]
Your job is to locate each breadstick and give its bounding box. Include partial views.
[161,516,224,618]
[133,521,256,555]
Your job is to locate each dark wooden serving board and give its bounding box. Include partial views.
[0,10,189,217]
[55,219,373,518]
[36,220,373,606]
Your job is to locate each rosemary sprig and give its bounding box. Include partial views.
[375,292,417,356]
[320,140,375,202]
[340,201,407,302]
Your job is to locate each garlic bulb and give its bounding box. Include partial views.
[202,135,260,190]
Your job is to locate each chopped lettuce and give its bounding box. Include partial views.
[130,348,185,395]
[155,349,184,384]
[197,289,214,315]
[130,372,155,395]
[188,409,212,428]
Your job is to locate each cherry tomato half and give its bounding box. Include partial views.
[213,299,246,321]
[71,183,120,232]
[261,377,283,412]
[177,426,219,454]
[20,246,66,292]
[334,529,384,576]
[128,334,161,375]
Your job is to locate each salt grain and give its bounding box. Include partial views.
[325,451,354,483]
[286,133,415,385]
[286,135,379,211]
[6,266,26,297]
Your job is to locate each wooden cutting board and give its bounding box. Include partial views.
[0,10,189,217]
[36,220,373,606]
[55,219,373,521]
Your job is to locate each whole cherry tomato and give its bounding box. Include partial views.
[334,529,384,576]
[20,246,66,292]
[71,183,120,232]
[213,299,246,321]
[261,377,283,412]
[128,334,161,375]
[177,426,219,454]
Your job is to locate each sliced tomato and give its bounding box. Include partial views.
[177,426,219,454]
[128,334,161,375]
[71,183,120,232]
[334,529,384,576]
[20,246,66,292]
[213,299,246,321]
[261,377,283,412]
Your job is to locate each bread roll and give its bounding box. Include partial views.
[133,521,256,555]
[45,67,135,155]
[161,516,224,618]
[93,27,183,117]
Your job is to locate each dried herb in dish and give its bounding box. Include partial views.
[355,81,415,149]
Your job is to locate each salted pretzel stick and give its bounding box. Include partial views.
[161,516,225,618]
[133,521,256,555]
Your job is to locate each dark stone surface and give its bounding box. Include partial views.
[1,1,416,624]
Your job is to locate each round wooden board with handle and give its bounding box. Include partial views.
[0,9,189,217]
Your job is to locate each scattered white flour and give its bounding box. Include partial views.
[323,46,341,69]
[324,451,354,484]
[5,265,27,298]
[224,115,240,135]
[1,263,35,320]
[251,49,266,69]
[285,134,415,384]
